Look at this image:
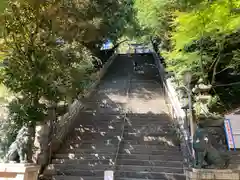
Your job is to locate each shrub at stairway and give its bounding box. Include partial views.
[0,0,134,163]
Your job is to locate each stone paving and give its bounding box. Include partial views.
[44,54,186,180]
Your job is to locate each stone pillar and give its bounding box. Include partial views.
[33,121,50,165]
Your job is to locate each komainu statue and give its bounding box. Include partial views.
[193,126,230,169]
[4,126,33,163]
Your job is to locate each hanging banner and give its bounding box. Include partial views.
[224,119,236,151]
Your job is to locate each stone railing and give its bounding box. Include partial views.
[34,52,118,167]
[151,51,193,168]
[0,163,40,180]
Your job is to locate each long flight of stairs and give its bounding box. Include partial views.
[44,54,186,180]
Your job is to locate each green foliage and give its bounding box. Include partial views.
[0,0,134,121]
[0,1,7,13]
[0,0,8,34]
[133,0,240,114]
[0,0,134,159]
[133,0,175,49]
[8,97,46,125]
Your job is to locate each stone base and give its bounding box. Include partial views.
[185,168,239,180]
[0,163,40,180]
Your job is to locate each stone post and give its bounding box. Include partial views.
[33,121,50,166]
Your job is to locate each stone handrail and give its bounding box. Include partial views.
[151,50,193,167]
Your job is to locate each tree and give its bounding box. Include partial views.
[133,0,240,114]
[133,0,176,49]
[0,0,134,158]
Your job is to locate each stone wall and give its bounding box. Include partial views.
[34,53,117,167]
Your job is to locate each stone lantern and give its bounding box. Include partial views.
[192,78,212,115]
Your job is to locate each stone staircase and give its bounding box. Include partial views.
[43,54,186,180]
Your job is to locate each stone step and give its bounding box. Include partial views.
[67,127,122,136]
[52,158,182,167]
[53,153,183,161]
[68,131,122,137]
[81,109,124,114]
[125,117,171,124]
[114,171,185,180]
[123,128,174,137]
[58,146,180,155]
[81,86,119,94]
[67,136,178,146]
[47,171,186,180]
[59,141,180,152]
[82,98,126,104]
[64,131,177,143]
[129,81,162,88]
[75,117,125,123]
[52,175,185,180]
[81,92,128,103]
[45,164,184,176]
[52,175,102,180]
[81,102,125,113]
[126,113,170,119]
[78,112,125,119]
[71,121,124,129]
[124,123,171,129]
[52,172,185,180]
[73,123,172,132]
[125,121,171,127]
[76,113,172,125]
[78,112,172,122]
[73,122,172,130]
[48,160,183,170]
[62,143,179,152]
[67,125,173,137]
[72,117,171,125]
[71,128,175,137]
[129,79,160,84]
[66,125,173,139]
